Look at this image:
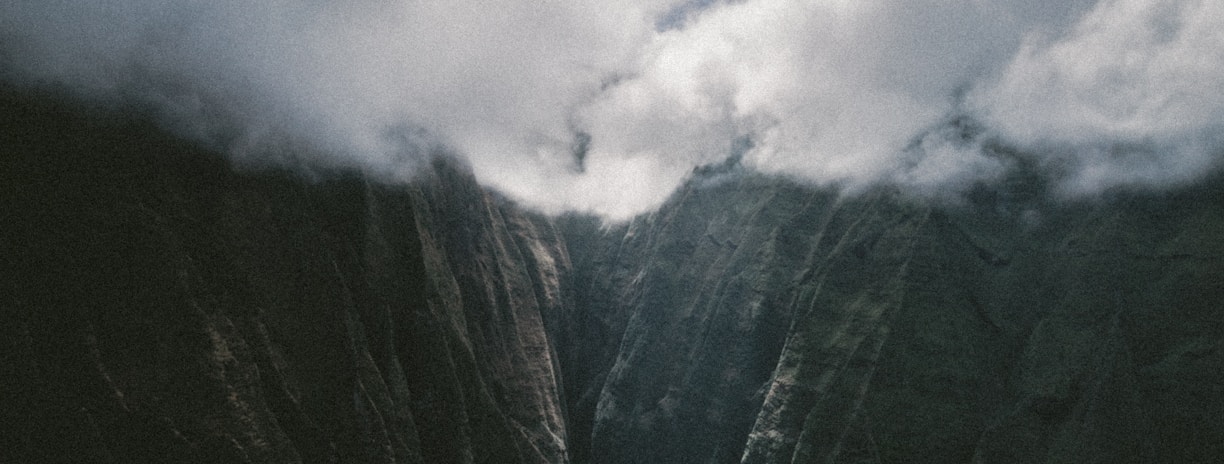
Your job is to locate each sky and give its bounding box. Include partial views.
[2,0,1222,220]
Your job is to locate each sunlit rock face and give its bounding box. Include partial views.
[4,89,1224,464]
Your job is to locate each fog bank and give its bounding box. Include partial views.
[3,0,1221,219]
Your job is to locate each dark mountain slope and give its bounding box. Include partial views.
[0,91,571,463]
[3,89,1223,464]
[562,169,1224,463]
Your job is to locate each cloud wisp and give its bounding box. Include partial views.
[2,0,1221,219]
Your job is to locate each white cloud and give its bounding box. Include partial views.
[1,0,672,181]
[2,0,1222,219]
[569,0,1091,199]
[970,0,1224,193]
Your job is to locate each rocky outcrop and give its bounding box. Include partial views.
[0,90,571,463]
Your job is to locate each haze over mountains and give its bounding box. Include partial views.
[3,1,1224,463]
[4,0,1223,218]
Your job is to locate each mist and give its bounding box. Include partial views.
[2,0,1221,220]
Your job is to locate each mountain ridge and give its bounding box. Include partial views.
[3,92,1223,463]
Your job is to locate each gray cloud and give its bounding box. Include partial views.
[2,0,1221,220]
[1,0,670,187]
[969,0,1224,195]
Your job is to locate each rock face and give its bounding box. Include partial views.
[1,91,571,463]
[4,90,1224,463]
[564,169,1224,464]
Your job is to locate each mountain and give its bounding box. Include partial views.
[3,90,1223,463]
[563,168,1224,463]
[0,90,570,463]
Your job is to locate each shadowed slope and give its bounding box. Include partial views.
[0,90,572,464]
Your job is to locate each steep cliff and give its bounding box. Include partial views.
[4,89,1224,464]
[0,90,571,463]
[564,166,1224,463]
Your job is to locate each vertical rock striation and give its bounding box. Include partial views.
[4,89,1223,463]
[0,90,571,463]
[565,167,1224,463]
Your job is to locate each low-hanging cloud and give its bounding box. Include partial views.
[2,0,1221,219]
[970,0,1224,195]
